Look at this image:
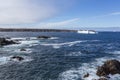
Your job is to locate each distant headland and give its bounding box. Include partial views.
[0,28,77,32]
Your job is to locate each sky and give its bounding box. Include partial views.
[0,0,120,30]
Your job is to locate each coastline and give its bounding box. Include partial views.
[0,28,77,32]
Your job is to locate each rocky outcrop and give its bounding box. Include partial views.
[10,56,24,61]
[83,73,89,78]
[0,38,17,46]
[20,48,26,51]
[98,78,107,80]
[96,60,120,77]
[37,36,51,39]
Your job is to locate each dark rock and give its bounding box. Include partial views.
[11,56,24,61]
[98,78,108,80]
[20,48,26,51]
[83,73,89,78]
[37,36,51,39]
[96,60,120,77]
[0,38,17,46]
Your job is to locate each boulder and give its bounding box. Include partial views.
[37,36,51,39]
[20,48,26,51]
[96,60,120,77]
[83,73,89,78]
[11,56,24,61]
[98,78,108,80]
[0,38,17,46]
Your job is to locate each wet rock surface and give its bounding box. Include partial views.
[10,56,24,61]
[0,38,18,46]
[37,36,51,39]
[96,59,120,77]
[20,48,26,51]
[83,73,89,78]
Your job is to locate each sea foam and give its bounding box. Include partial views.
[40,41,83,49]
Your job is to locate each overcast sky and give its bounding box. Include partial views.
[0,0,120,30]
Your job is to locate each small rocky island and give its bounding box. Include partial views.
[84,59,120,80]
[0,38,18,46]
[37,36,51,39]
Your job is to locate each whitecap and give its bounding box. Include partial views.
[109,51,120,54]
[11,37,27,41]
[10,56,33,63]
[49,37,59,40]
[14,48,32,53]
[66,51,82,56]
[0,55,33,65]
[0,56,10,65]
[59,57,120,80]
[40,41,83,49]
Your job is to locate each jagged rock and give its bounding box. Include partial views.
[11,56,24,61]
[20,48,26,51]
[98,78,108,80]
[83,73,89,78]
[0,38,17,46]
[96,60,120,77]
[37,36,51,39]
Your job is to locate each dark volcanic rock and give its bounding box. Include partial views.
[20,48,26,51]
[37,36,51,39]
[0,38,17,46]
[83,73,89,78]
[98,78,108,80]
[11,56,24,61]
[96,60,120,77]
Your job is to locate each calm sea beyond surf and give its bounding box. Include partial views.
[0,32,120,80]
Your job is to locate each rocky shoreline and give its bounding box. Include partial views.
[0,36,120,80]
[0,36,51,61]
[0,28,76,32]
[84,59,120,80]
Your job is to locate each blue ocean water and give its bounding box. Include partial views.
[0,32,120,80]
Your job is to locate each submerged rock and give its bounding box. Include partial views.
[10,56,24,61]
[0,38,17,46]
[98,78,108,80]
[96,59,120,77]
[37,36,51,39]
[83,73,89,78]
[20,48,26,51]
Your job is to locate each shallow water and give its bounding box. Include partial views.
[0,32,120,80]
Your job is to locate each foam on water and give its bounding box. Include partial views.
[59,56,120,80]
[0,56,10,65]
[40,41,83,49]
[49,37,59,40]
[0,56,33,65]
[66,51,82,56]
[109,51,120,54]
[10,56,33,63]
[14,48,32,53]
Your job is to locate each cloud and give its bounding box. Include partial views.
[92,12,120,18]
[0,0,74,24]
[110,12,120,15]
[35,18,79,29]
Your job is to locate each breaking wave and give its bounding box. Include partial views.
[40,41,83,49]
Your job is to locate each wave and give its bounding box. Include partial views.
[0,56,10,65]
[14,48,32,53]
[109,51,120,54]
[0,56,33,65]
[59,56,120,80]
[65,51,82,56]
[40,41,83,49]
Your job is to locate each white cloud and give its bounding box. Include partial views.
[0,0,74,24]
[91,11,120,19]
[35,18,79,29]
[110,12,120,15]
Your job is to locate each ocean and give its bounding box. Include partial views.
[0,32,120,80]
